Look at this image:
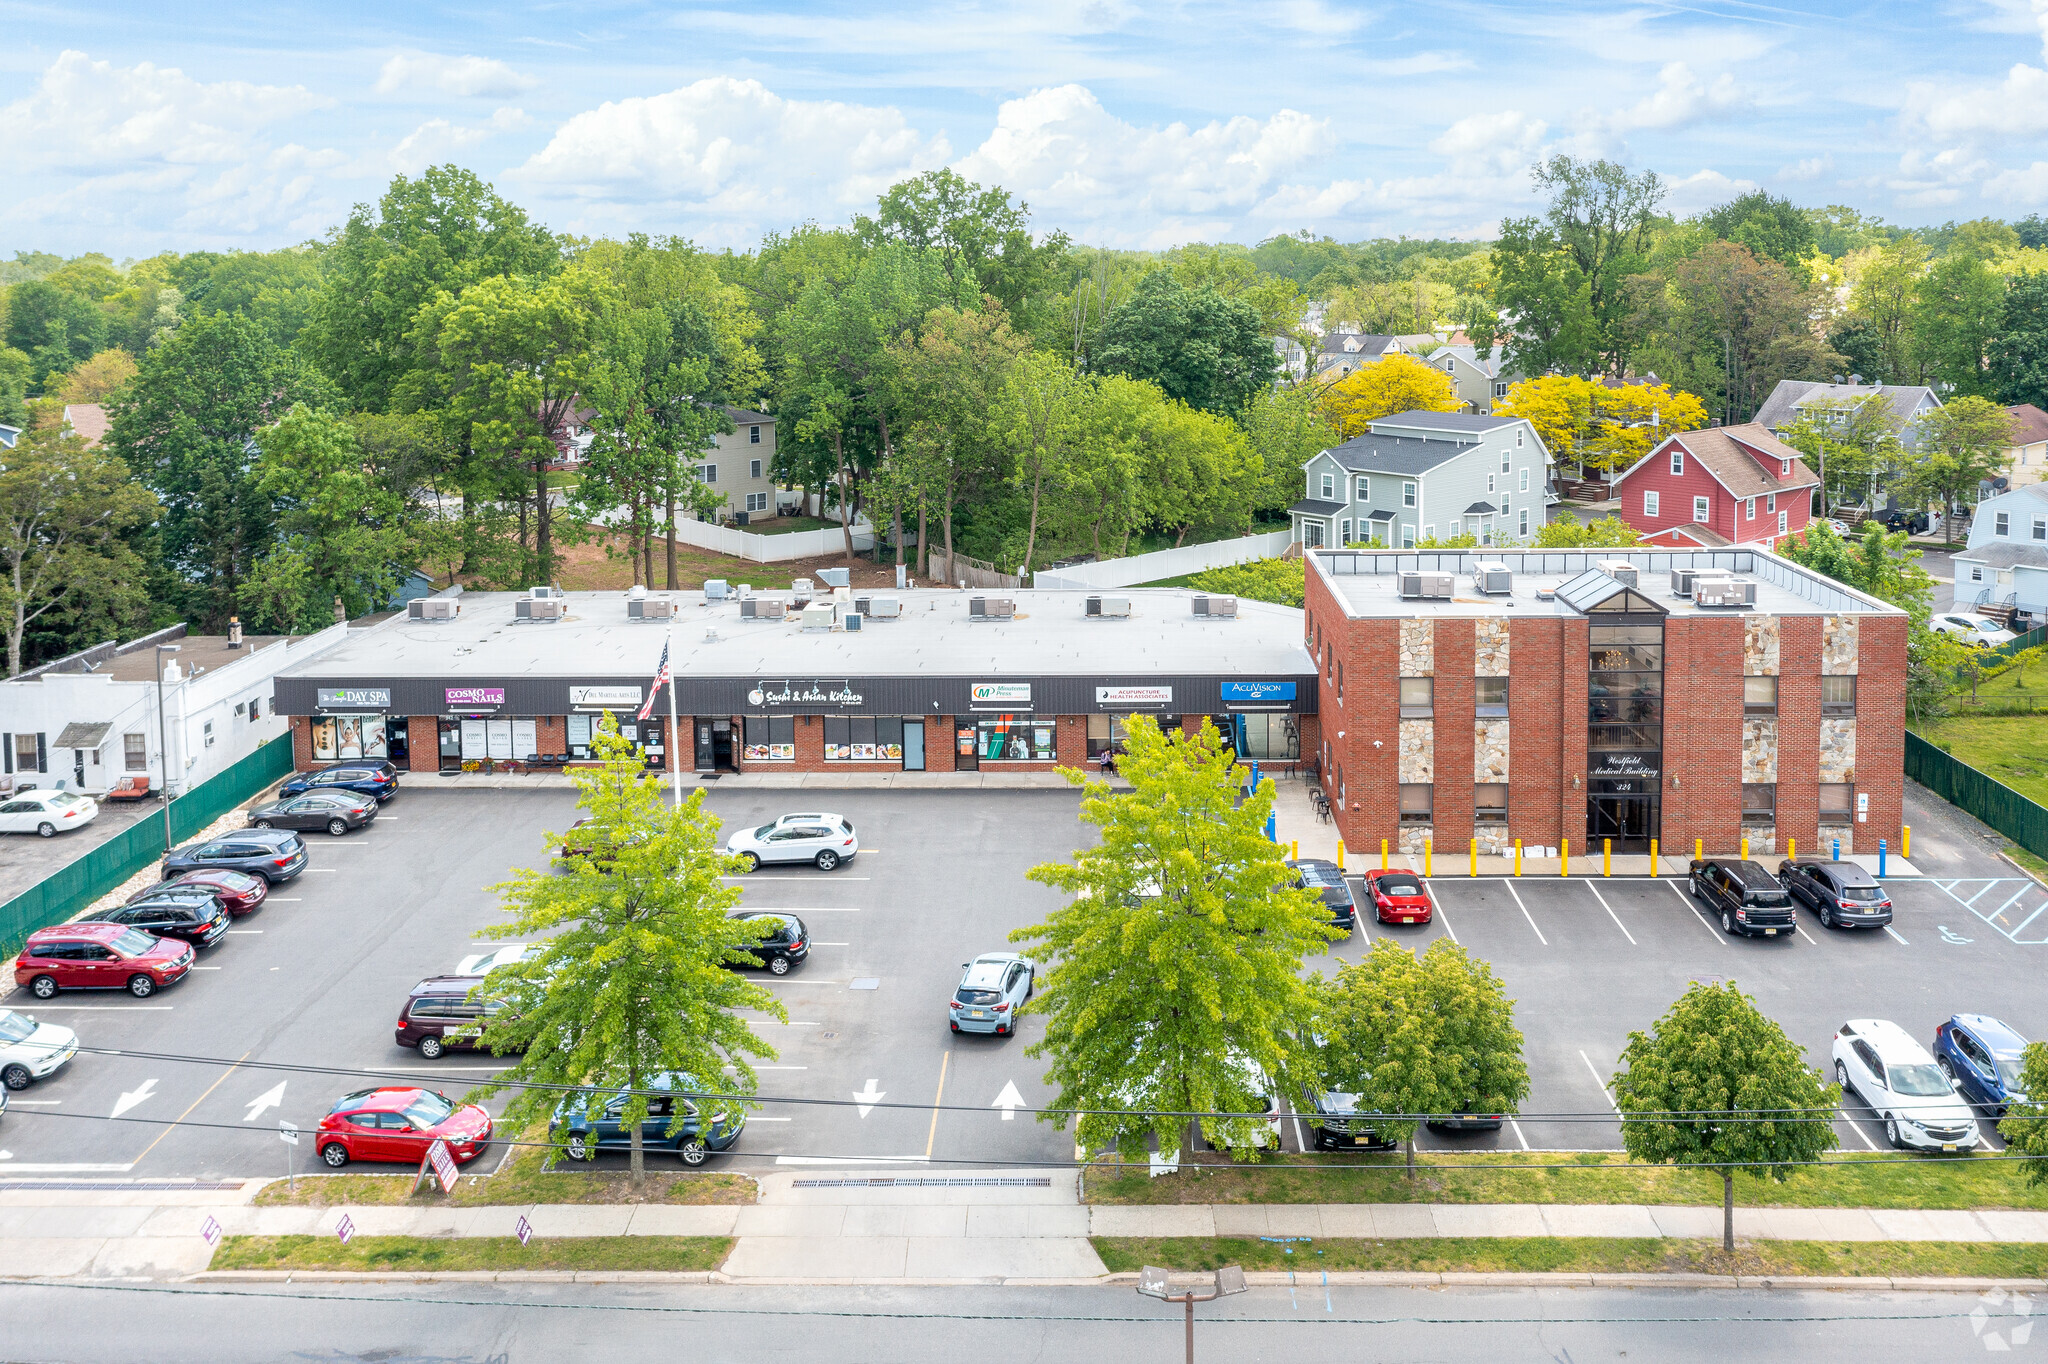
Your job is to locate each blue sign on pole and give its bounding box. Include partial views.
[1879,838,1887,878]
[1222,681,1297,702]
[1832,837,1841,861]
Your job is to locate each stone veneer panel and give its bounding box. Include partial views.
[1474,620,1510,677]
[1820,717,1857,783]
[1400,825,1432,855]
[1399,719,1434,783]
[1744,616,1781,675]
[1476,825,1511,855]
[1821,616,1859,675]
[1742,718,1778,783]
[1399,619,1435,676]
[1818,824,1854,855]
[1475,720,1510,782]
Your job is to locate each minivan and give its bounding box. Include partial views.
[395,975,516,1059]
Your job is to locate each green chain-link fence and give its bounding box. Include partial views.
[0,734,294,951]
[1905,730,2048,862]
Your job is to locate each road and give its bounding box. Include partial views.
[0,1281,2024,1361]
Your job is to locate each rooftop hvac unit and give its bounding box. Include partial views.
[1192,594,1238,617]
[799,603,836,631]
[1086,595,1132,618]
[739,598,787,620]
[514,597,563,622]
[817,567,850,589]
[1473,561,1513,595]
[1670,566,1728,598]
[842,612,863,632]
[628,596,676,620]
[1694,576,1757,608]
[703,579,730,601]
[856,596,902,619]
[527,585,562,600]
[791,578,814,602]
[1398,571,1455,600]
[407,598,459,621]
[970,597,1015,620]
[1595,559,1639,587]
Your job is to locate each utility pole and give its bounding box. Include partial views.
[154,643,182,853]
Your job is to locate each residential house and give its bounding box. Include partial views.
[1289,411,1556,550]
[1426,345,1512,414]
[1610,423,1819,549]
[1752,379,1944,449]
[1957,482,2048,622]
[2003,404,2048,487]
[61,403,109,447]
[0,423,18,449]
[1310,330,1436,381]
[696,407,783,524]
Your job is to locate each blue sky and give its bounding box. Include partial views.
[4,0,2047,259]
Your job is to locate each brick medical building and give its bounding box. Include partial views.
[1304,548,1907,859]
[271,588,1316,776]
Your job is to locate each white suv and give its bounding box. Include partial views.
[1832,1019,1981,1151]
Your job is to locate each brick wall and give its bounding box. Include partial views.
[1664,617,1745,853]
[1560,617,1590,852]
[404,716,438,771]
[291,715,313,770]
[1776,618,1822,849]
[1435,622,1477,845]
[1509,619,1565,849]
[1858,614,1908,846]
[1330,618,1399,851]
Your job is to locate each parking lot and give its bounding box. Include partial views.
[1,782,2043,1178]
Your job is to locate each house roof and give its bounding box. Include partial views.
[1753,379,1941,432]
[2007,404,2048,447]
[1364,509,1397,521]
[726,406,776,425]
[62,403,109,446]
[1372,411,1522,437]
[1288,498,1348,518]
[1430,345,1503,378]
[1319,331,1397,358]
[1613,423,1820,499]
[1644,523,1734,548]
[1464,501,1498,515]
[1954,543,2048,571]
[1321,431,1469,477]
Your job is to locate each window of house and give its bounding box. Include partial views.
[1423,524,1435,540]
[1449,518,1462,537]
[746,492,769,513]
[1320,473,1335,499]
[249,698,261,721]
[1766,492,1776,514]
[1475,783,1508,820]
[1996,511,2010,536]
[1336,660,1344,703]
[1518,508,1530,536]
[1671,448,1684,475]
[1693,495,1710,523]
[1645,491,1660,517]
[1779,459,1790,475]
[1742,783,1776,824]
[1356,475,1370,500]
[1746,497,1756,520]
[1501,492,1510,512]
[2035,517,2046,541]
[1494,382,1509,398]
[1398,784,1433,823]
[742,717,796,761]
[1487,473,1496,494]
[1821,676,1857,716]
[1235,714,1300,761]
[1475,677,1508,716]
[1340,518,1353,544]
[1402,524,1416,549]
[698,463,717,483]
[1519,468,1529,492]
[1516,428,1524,447]
[1778,509,1788,535]
[1744,676,1778,715]
[1402,481,1416,507]
[1501,449,1511,473]
[823,716,907,762]
[1971,566,1984,582]
[202,720,214,749]
[124,733,147,770]
[749,425,761,444]
[750,459,762,479]
[1820,783,1854,819]
[1399,677,1433,717]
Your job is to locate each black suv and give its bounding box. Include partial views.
[395,975,516,1060]
[80,890,230,948]
[722,912,809,975]
[1688,858,1797,937]
[1286,858,1356,932]
[1777,858,1893,929]
[279,762,400,803]
[1300,1087,1398,1151]
[163,828,307,884]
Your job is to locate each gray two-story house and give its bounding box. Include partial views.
[1288,412,1557,549]
[694,406,783,524]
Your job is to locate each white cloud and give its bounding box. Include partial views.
[1429,109,1547,178]
[1903,62,2048,140]
[1661,168,1757,213]
[388,107,532,174]
[1777,155,1831,182]
[375,51,538,99]
[1610,62,1743,132]
[1272,0,1367,37]
[1985,160,2048,204]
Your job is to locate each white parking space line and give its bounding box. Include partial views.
[1795,923,1818,945]
[9,1099,62,1105]
[1509,1118,1531,1150]
[1426,887,1457,944]
[1580,1050,1620,1115]
[191,966,223,971]
[1965,883,1995,905]
[1884,925,1910,945]
[1839,1110,1880,1151]
[724,877,871,883]
[757,907,862,913]
[750,1116,793,1122]
[810,942,850,947]
[746,1020,822,1026]
[1666,880,1726,946]
[224,930,263,934]
[305,868,337,873]
[1502,880,1547,945]
[266,898,301,902]
[1582,880,1636,945]
[750,1066,809,1070]
[15,1005,173,1011]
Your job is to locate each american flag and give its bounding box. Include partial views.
[637,638,672,721]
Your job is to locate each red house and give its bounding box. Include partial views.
[1611,423,1820,549]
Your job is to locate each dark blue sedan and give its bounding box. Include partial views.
[549,1073,744,1166]
[1934,1015,2031,1115]
[280,762,400,803]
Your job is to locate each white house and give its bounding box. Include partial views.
[1956,482,2048,626]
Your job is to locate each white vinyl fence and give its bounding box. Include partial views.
[669,515,878,563]
[1031,530,1294,590]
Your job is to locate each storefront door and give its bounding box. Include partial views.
[901,722,925,771]
[1587,792,1659,853]
[711,719,733,769]
[953,719,977,771]
[439,721,461,772]
[695,722,715,770]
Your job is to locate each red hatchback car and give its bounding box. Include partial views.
[127,868,269,915]
[317,1087,493,1169]
[1365,869,1433,925]
[15,922,194,998]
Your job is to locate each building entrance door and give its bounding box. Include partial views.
[953,719,977,771]
[695,722,715,771]
[901,722,925,771]
[711,719,734,769]
[1588,794,1659,853]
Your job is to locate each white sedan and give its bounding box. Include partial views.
[0,790,98,837]
[0,1009,79,1091]
[725,813,859,872]
[1931,613,2018,648]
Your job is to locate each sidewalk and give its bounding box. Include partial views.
[397,771,1121,792]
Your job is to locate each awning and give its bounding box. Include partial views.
[1366,509,1397,521]
[54,721,112,750]
[1464,501,1498,515]
[1287,498,1347,517]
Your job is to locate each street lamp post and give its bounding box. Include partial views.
[1137,1264,1248,1364]
[155,644,181,854]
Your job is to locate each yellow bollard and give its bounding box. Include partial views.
[1903,826,1911,859]
[1425,837,1432,878]
[1788,837,1795,861]
[1470,837,1478,877]
[1337,838,1345,872]
[1695,837,1703,863]
[1381,838,1388,871]
[1742,836,1750,861]
[1514,840,1522,876]
[1561,838,1569,877]
[1650,838,1658,876]
[1604,838,1612,877]
[1291,839,1299,862]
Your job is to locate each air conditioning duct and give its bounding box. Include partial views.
[703,579,730,601]
[740,598,787,620]
[1473,562,1513,594]
[1398,571,1455,600]
[1595,559,1639,587]
[817,567,850,588]
[971,597,1014,620]
[841,612,863,632]
[857,596,902,619]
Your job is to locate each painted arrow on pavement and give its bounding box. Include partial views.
[243,1081,287,1123]
[111,1078,158,1119]
[853,1078,885,1118]
[991,1080,1026,1122]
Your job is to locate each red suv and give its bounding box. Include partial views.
[15,923,194,998]
[316,1086,493,1168]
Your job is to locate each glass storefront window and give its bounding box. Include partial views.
[822,717,908,762]
[744,716,796,761]
[1234,713,1300,760]
[1086,714,1127,758]
[312,715,387,761]
[978,714,1055,761]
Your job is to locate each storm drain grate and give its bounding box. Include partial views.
[0,1180,247,1191]
[792,1177,1053,1189]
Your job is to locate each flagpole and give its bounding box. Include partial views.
[667,611,682,812]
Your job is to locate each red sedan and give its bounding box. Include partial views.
[128,868,269,915]
[1365,869,1433,924]
[317,1087,493,1169]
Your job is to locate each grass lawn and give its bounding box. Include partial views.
[253,1125,755,1208]
[2004,844,2048,881]
[214,1234,730,1274]
[1912,716,2048,806]
[750,514,846,536]
[1092,1236,2048,1279]
[1085,1150,2048,1210]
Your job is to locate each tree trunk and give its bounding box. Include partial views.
[917,497,928,579]
[629,1113,645,1192]
[1091,517,1103,560]
[1020,467,1044,579]
[534,459,552,585]
[664,480,678,590]
[834,432,855,562]
[893,506,904,569]
[1404,1134,1416,1180]
[1119,520,1133,557]
[1722,1169,1734,1253]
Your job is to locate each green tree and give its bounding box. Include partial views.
[2,280,109,390]
[0,423,156,676]
[854,170,1070,326]
[1990,272,2048,409]
[1238,381,1339,521]
[1997,1042,2048,1184]
[1779,520,1935,622]
[1914,250,2005,396]
[1911,397,2017,544]
[1136,398,1262,546]
[0,347,30,428]
[108,310,335,629]
[171,245,328,348]
[1000,350,1088,577]
[1185,556,1304,606]
[1091,270,1277,416]
[1698,191,1818,274]
[1011,716,1337,1165]
[1846,234,1929,384]
[1316,938,1530,1175]
[1610,981,1839,1252]
[467,716,784,1187]
[1527,511,1644,548]
[1777,393,1904,513]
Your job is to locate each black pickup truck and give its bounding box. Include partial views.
[1688,859,1798,938]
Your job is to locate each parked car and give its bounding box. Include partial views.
[1364,868,1433,925]
[1202,1053,1282,1154]
[163,828,307,884]
[556,816,649,867]
[1776,859,1892,929]
[549,1072,745,1166]
[1934,1015,2032,1115]
[395,975,514,1060]
[0,1009,79,1090]
[1688,858,1797,937]
[723,913,809,975]
[1427,1107,1507,1133]
[129,868,268,915]
[279,761,399,803]
[1287,858,1356,931]
[1880,508,1931,534]
[949,953,1034,1036]
[80,889,230,949]
[1833,1018,1981,1151]
[14,922,193,999]
[725,813,859,871]
[456,943,537,977]
[1930,613,2019,648]
[1300,1085,1398,1150]
[316,1086,492,1169]
[0,790,97,838]
[248,789,378,837]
